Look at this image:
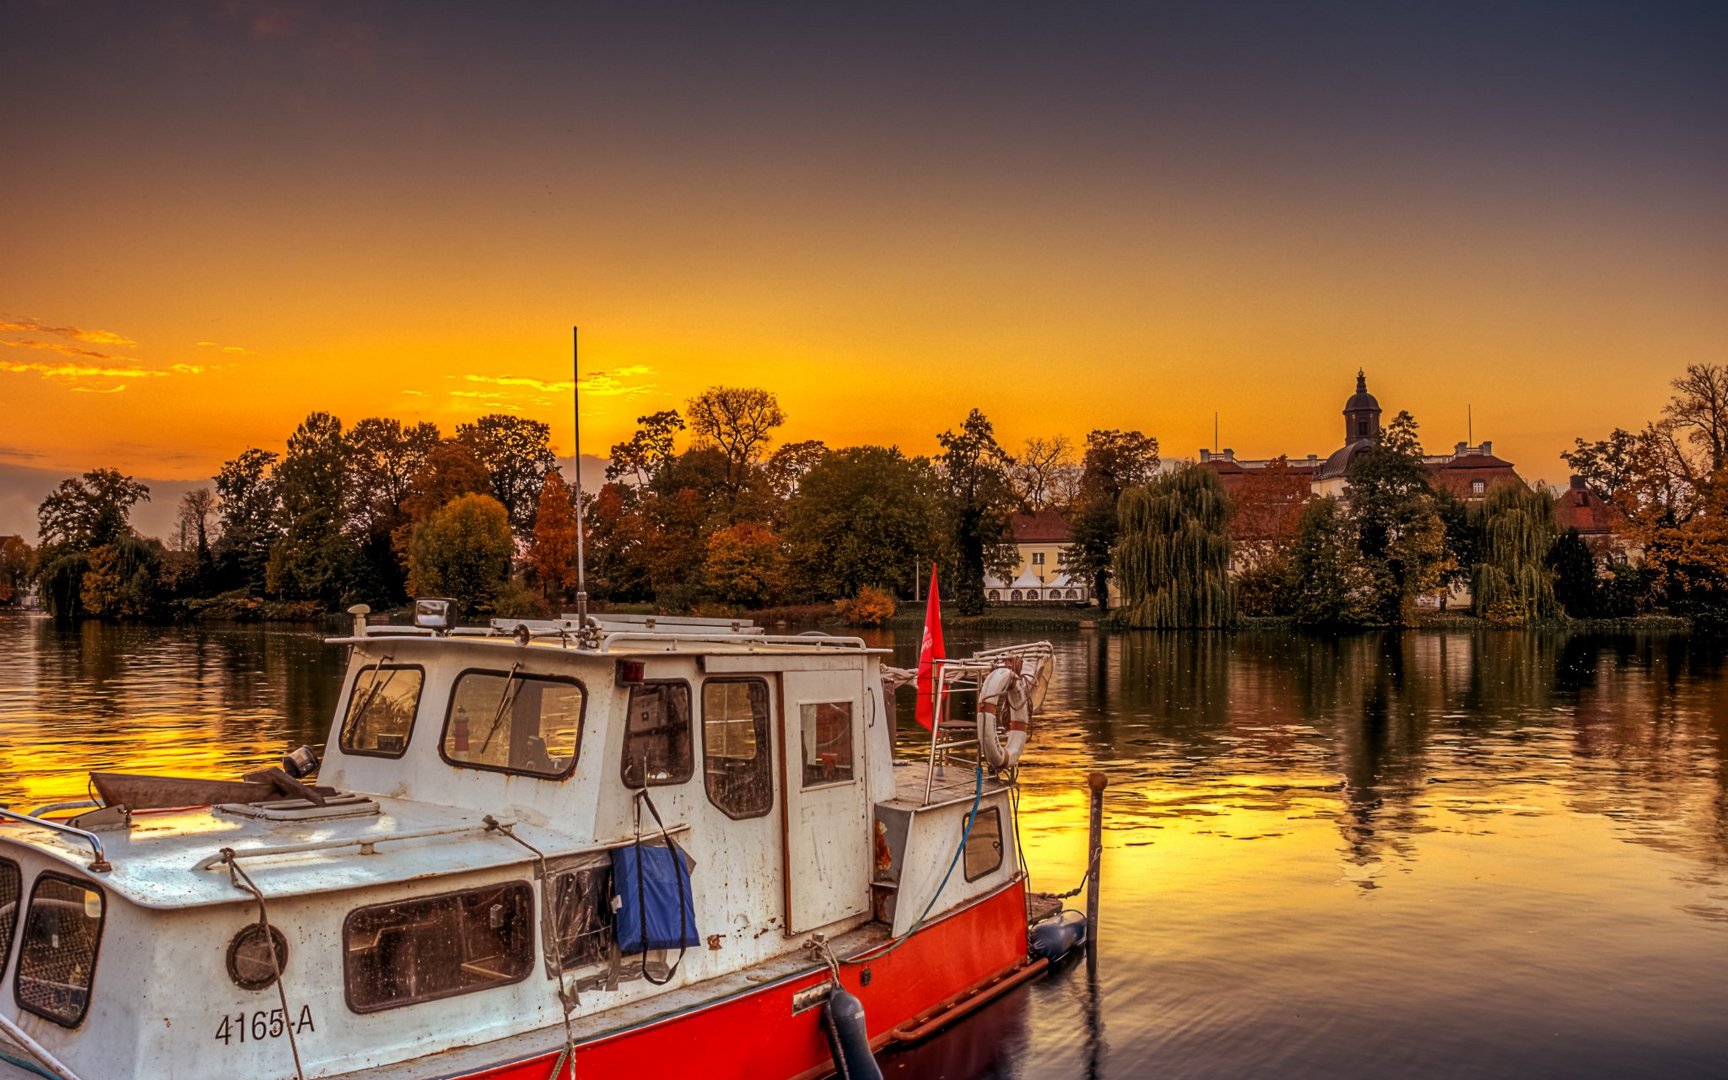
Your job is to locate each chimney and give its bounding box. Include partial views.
[1480,440,1492,456]
[1199,449,1211,462]
[1569,475,1587,491]
[1455,441,1467,456]
[1222,448,1235,461]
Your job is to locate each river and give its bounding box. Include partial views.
[2,613,1725,1078]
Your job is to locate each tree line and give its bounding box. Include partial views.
[1113,363,1728,627]
[6,365,1723,628]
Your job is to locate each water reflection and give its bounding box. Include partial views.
[3,614,1726,1077]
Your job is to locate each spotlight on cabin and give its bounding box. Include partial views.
[413,598,454,632]
[281,745,319,779]
[615,659,646,686]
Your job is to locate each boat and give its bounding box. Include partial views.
[0,604,1085,1079]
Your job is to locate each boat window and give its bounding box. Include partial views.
[963,808,1004,881]
[621,681,694,788]
[800,701,855,787]
[0,858,19,978]
[344,882,533,1013]
[549,864,615,971]
[442,669,584,779]
[14,874,106,1028]
[339,663,424,758]
[702,679,773,819]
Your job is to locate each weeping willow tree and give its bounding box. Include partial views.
[1114,465,1235,628]
[1472,482,1559,626]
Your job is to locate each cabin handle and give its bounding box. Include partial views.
[0,807,110,872]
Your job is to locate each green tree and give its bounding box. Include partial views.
[1472,482,1559,625]
[214,448,281,594]
[1560,428,1638,501]
[762,439,829,505]
[606,410,686,491]
[1286,498,1372,628]
[1067,428,1160,611]
[937,410,1018,615]
[1114,466,1234,629]
[407,493,514,617]
[702,522,786,607]
[782,446,947,599]
[457,414,558,534]
[348,417,441,602]
[268,412,359,605]
[1549,528,1599,618]
[1344,411,1453,625]
[37,469,149,551]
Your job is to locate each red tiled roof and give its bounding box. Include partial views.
[1555,483,1619,535]
[1006,510,1073,543]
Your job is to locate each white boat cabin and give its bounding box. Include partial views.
[0,615,1022,1080]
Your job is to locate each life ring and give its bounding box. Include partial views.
[977,664,1031,771]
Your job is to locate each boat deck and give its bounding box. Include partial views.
[884,758,1009,811]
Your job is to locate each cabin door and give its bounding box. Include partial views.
[780,667,871,934]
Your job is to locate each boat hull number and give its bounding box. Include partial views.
[213,1006,315,1044]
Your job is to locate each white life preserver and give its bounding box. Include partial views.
[977,664,1032,771]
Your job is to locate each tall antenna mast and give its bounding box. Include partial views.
[1467,403,1473,445]
[572,325,590,629]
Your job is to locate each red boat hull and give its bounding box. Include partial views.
[463,878,1031,1080]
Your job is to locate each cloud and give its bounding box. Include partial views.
[450,390,506,399]
[2,338,118,361]
[401,389,424,396]
[195,341,254,355]
[0,319,138,348]
[170,364,206,375]
[69,384,128,394]
[0,360,165,380]
[457,364,656,399]
[462,374,575,393]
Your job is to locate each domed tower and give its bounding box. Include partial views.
[1343,370,1381,444]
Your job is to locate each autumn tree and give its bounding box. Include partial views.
[686,386,785,498]
[80,535,169,621]
[0,535,33,606]
[1067,428,1160,611]
[393,440,495,568]
[1228,455,1310,615]
[1664,362,1728,474]
[407,493,514,617]
[214,448,281,593]
[1113,466,1234,629]
[528,469,579,603]
[702,522,786,607]
[937,409,1019,615]
[457,414,559,534]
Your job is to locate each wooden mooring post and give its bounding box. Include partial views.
[1086,770,1107,956]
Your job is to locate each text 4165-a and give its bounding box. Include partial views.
[214,1006,315,1044]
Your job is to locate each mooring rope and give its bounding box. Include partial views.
[483,816,579,1080]
[220,850,306,1080]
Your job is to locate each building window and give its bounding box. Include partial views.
[0,859,20,987]
[340,663,424,758]
[343,883,533,1013]
[1032,552,1045,565]
[621,681,694,788]
[1057,550,1069,565]
[1471,480,1486,495]
[963,808,1004,881]
[987,590,1000,601]
[702,679,773,819]
[800,702,854,787]
[1010,590,1022,601]
[442,670,584,779]
[548,862,614,972]
[15,874,106,1027]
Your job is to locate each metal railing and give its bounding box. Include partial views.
[0,808,111,872]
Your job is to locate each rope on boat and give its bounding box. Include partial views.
[482,816,579,1080]
[0,1016,86,1080]
[219,849,306,1080]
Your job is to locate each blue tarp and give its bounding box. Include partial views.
[612,842,699,953]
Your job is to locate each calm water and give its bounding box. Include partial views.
[3,612,1726,1078]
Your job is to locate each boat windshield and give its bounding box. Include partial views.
[442,668,585,779]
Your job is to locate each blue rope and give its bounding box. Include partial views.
[0,1048,59,1080]
[845,763,984,964]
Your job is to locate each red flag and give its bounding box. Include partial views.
[914,564,944,730]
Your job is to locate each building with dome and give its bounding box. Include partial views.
[1199,370,1521,505]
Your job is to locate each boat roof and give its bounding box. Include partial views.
[0,796,598,911]
[328,613,890,658]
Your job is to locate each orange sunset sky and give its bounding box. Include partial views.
[2,2,1724,537]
